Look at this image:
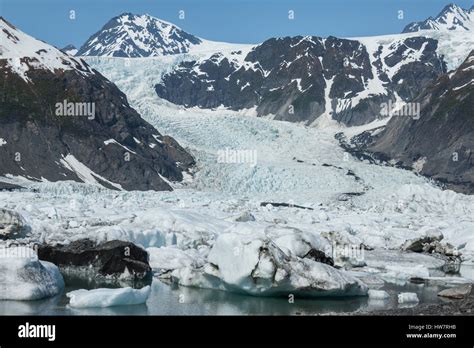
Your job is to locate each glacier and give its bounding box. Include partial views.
[1,33,473,299]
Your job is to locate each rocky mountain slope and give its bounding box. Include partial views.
[73,7,474,127]
[368,50,474,194]
[403,3,474,33]
[0,17,194,191]
[155,35,446,126]
[77,13,202,57]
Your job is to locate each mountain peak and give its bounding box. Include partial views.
[440,3,462,12]
[61,44,78,56]
[77,13,202,57]
[0,18,92,82]
[402,3,474,33]
[0,16,195,191]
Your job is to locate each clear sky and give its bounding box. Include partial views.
[1,0,473,48]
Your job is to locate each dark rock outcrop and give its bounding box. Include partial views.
[368,50,474,194]
[0,17,194,191]
[0,182,25,191]
[303,249,334,266]
[155,36,445,126]
[37,239,152,281]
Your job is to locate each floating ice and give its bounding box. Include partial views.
[398,292,419,303]
[0,247,64,300]
[67,286,151,308]
[170,227,368,297]
[368,289,390,300]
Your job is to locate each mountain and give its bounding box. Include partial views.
[368,50,474,194]
[0,17,194,191]
[77,13,202,57]
[155,35,446,126]
[403,3,474,33]
[61,44,78,56]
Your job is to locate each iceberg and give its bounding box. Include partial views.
[0,247,64,300]
[66,286,151,308]
[167,227,368,297]
[398,292,419,303]
[368,289,390,300]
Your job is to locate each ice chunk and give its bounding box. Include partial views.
[67,286,151,308]
[368,289,390,300]
[0,208,29,239]
[398,292,419,303]
[172,228,367,297]
[147,246,197,271]
[0,247,64,300]
[382,264,430,281]
[267,225,331,258]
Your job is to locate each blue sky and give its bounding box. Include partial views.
[1,0,473,48]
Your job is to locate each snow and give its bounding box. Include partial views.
[103,139,137,154]
[66,286,151,308]
[311,75,340,129]
[64,48,78,56]
[452,78,474,91]
[0,247,64,300]
[354,30,474,72]
[406,4,474,33]
[0,18,92,82]
[78,13,252,58]
[59,154,123,190]
[0,50,472,298]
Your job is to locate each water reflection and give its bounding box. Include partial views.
[2,264,473,315]
[0,275,458,316]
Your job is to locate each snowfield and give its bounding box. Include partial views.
[1,45,473,298]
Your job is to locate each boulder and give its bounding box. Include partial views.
[438,284,472,299]
[0,208,29,240]
[37,239,152,282]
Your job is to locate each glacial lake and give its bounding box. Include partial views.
[1,265,472,316]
